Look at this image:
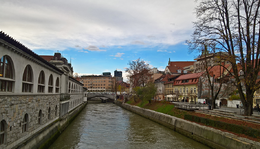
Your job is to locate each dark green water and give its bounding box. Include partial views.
[49,101,210,149]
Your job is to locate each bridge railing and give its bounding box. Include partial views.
[60,93,70,101]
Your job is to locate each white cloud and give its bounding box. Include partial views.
[85,45,106,52]
[0,0,197,50]
[115,53,124,57]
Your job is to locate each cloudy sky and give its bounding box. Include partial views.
[0,0,200,81]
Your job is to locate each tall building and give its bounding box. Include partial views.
[103,72,111,76]
[114,70,123,82]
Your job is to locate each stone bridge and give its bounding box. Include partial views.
[87,92,116,103]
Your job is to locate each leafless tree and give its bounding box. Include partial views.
[126,58,152,89]
[188,0,260,115]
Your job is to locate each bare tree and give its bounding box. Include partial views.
[126,58,152,90]
[188,0,260,115]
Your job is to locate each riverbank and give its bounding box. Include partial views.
[115,100,260,149]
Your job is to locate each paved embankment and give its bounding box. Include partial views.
[115,101,260,149]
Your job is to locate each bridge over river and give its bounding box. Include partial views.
[49,101,210,149]
[87,92,116,103]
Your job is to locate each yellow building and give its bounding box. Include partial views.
[173,72,204,102]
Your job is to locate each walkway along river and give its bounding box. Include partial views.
[49,101,210,149]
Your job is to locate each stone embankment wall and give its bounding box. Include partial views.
[116,101,260,149]
[13,102,87,149]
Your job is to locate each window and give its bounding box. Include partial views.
[194,88,197,93]
[55,78,59,93]
[190,88,193,93]
[22,114,29,133]
[0,55,14,92]
[38,71,45,93]
[38,110,42,124]
[0,120,6,145]
[48,107,51,120]
[48,75,53,93]
[183,88,185,93]
[186,88,188,93]
[22,65,33,92]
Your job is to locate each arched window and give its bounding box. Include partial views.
[22,114,29,133]
[0,55,14,92]
[48,107,51,120]
[0,120,7,145]
[48,74,53,93]
[38,110,42,124]
[38,71,45,93]
[55,78,59,93]
[22,65,33,92]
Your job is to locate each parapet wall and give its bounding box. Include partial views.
[116,101,260,149]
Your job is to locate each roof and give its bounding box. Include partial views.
[166,61,195,73]
[175,72,204,80]
[40,56,54,62]
[207,64,231,79]
[0,31,63,74]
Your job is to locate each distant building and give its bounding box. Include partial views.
[103,72,111,76]
[80,75,115,92]
[114,70,123,82]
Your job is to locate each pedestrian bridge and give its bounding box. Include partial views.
[87,92,116,102]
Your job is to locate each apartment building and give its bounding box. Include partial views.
[81,75,115,92]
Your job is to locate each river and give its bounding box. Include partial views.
[49,101,210,149]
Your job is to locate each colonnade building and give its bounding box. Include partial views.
[0,31,86,148]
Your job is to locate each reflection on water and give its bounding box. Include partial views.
[49,101,210,149]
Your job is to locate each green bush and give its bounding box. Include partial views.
[184,114,260,138]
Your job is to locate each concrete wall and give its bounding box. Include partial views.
[116,101,260,149]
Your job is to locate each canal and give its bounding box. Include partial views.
[49,101,210,149]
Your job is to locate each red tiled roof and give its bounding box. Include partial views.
[208,64,231,79]
[40,56,54,62]
[166,61,195,73]
[174,72,204,86]
[175,72,204,80]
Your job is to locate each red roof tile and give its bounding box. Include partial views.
[175,72,204,80]
[208,64,231,79]
[40,56,54,62]
[166,61,195,73]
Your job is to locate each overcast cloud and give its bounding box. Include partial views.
[0,0,197,50]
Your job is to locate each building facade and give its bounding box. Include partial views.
[0,32,85,148]
[81,75,115,92]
